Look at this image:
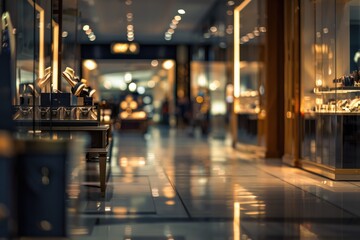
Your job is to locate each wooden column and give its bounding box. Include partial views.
[265,0,285,158]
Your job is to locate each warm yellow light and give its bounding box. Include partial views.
[112,43,129,53]
[151,60,159,67]
[129,101,138,110]
[174,15,181,21]
[162,60,174,70]
[83,60,97,71]
[233,202,240,240]
[129,43,138,53]
[127,25,134,31]
[233,0,252,98]
[196,96,204,104]
[85,29,92,35]
[147,80,156,88]
[120,101,128,110]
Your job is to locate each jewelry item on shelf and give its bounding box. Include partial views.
[39,107,50,119]
[349,98,360,112]
[37,66,52,89]
[24,83,40,97]
[62,67,85,96]
[80,78,96,97]
[353,70,360,87]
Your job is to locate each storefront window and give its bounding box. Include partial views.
[300,0,360,173]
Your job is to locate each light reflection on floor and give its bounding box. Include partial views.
[73,126,360,240]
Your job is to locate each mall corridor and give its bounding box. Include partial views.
[74,126,360,240]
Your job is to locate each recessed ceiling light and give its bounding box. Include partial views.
[174,15,181,21]
[83,25,90,31]
[62,31,68,38]
[210,26,217,33]
[227,1,235,6]
[178,9,185,14]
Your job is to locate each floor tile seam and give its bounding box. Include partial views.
[159,167,192,219]
[254,164,360,218]
[80,215,360,224]
[142,175,159,216]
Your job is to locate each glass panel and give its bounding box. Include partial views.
[12,0,52,135]
[191,61,227,138]
[234,0,266,146]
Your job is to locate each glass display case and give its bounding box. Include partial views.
[10,0,99,130]
[300,0,360,179]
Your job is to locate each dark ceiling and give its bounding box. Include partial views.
[76,0,229,45]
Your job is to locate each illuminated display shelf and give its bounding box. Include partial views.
[314,87,360,94]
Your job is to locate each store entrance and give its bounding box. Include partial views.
[82,59,176,131]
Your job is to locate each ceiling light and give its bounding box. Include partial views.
[259,27,266,32]
[89,35,96,41]
[127,25,134,31]
[170,23,177,29]
[178,9,185,14]
[227,1,235,6]
[125,0,132,5]
[83,59,97,70]
[210,26,217,33]
[85,29,92,35]
[127,32,134,37]
[127,37,134,41]
[167,29,174,34]
[83,25,90,31]
[165,32,172,38]
[172,19,179,24]
[174,15,181,21]
[165,36,171,41]
[241,36,249,42]
[247,33,254,39]
[62,31,68,38]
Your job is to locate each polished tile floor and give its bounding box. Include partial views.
[74,126,360,240]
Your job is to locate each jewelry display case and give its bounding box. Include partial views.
[300,0,360,180]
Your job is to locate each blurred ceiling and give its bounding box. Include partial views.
[77,0,227,45]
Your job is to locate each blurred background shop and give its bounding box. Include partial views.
[1,0,360,239]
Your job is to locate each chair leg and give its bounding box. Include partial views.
[99,153,107,197]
